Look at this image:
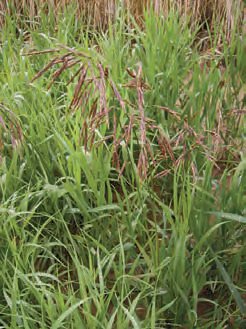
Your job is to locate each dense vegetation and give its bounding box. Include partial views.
[0,1,245,328]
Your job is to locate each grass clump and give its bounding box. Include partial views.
[0,4,245,329]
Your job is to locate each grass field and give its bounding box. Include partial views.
[0,2,245,328]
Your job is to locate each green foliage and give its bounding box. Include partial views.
[0,7,245,328]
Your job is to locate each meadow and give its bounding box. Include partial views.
[0,1,245,328]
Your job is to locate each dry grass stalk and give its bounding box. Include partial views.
[0,0,243,38]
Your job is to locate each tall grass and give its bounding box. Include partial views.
[0,0,244,37]
[0,5,245,329]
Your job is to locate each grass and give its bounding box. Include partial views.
[0,3,246,329]
[0,0,244,37]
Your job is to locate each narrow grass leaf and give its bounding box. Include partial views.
[51,299,88,329]
[213,252,246,316]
